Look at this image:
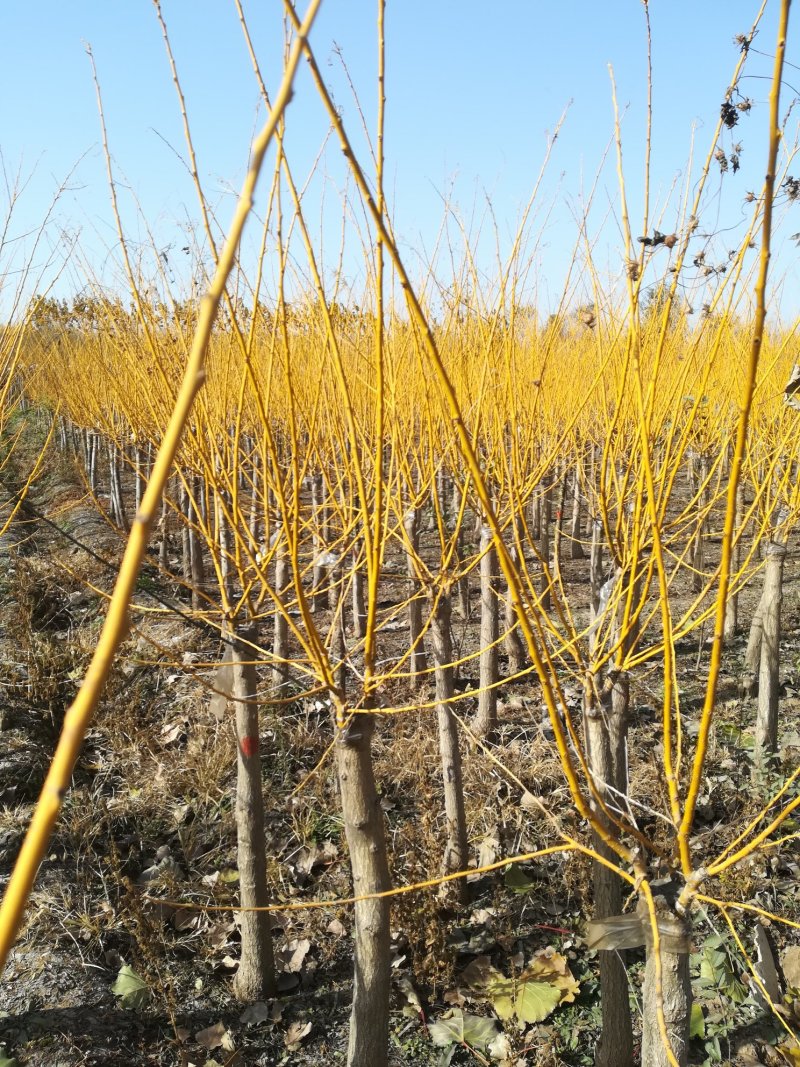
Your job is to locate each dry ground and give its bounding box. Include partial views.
[2,427,800,1067]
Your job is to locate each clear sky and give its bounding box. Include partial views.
[1,1,798,319]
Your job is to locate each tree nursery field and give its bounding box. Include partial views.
[3,2,800,1066]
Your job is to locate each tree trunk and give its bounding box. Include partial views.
[311,472,329,613]
[185,478,205,611]
[723,483,743,641]
[609,668,630,816]
[638,885,691,1067]
[336,712,391,1067]
[229,623,276,1002]
[330,592,348,697]
[133,445,146,517]
[504,542,527,677]
[530,490,541,541]
[217,489,234,610]
[755,540,786,771]
[248,446,262,550]
[87,431,98,493]
[589,516,603,614]
[552,472,567,587]
[689,453,709,594]
[181,482,191,593]
[570,464,585,559]
[429,591,469,901]
[403,507,428,683]
[272,548,290,693]
[538,480,552,609]
[351,541,367,640]
[159,490,170,571]
[583,681,634,1067]
[742,590,765,698]
[474,524,499,739]
[455,524,470,621]
[108,442,129,532]
[589,516,604,656]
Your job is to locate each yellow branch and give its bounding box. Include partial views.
[0,0,324,973]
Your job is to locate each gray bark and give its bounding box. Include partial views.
[183,478,205,611]
[87,431,98,493]
[217,490,234,610]
[638,887,691,1067]
[180,482,191,589]
[229,623,276,1002]
[530,490,541,541]
[108,442,129,532]
[330,585,348,697]
[474,524,499,738]
[403,507,428,683]
[455,525,470,621]
[590,517,603,618]
[430,591,469,901]
[742,591,765,698]
[133,445,146,516]
[609,669,630,812]
[248,447,261,549]
[336,713,391,1067]
[583,682,634,1067]
[589,517,605,657]
[311,472,328,613]
[272,548,290,693]
[351,555,367,640]
[538,480,552,609]
[552,472,567,586]
[755,541,786,770]
[159,490,170,571]
[504,542,527,677]
[689,454,709,594]
[570,465,585,559]
[723,483,743,641]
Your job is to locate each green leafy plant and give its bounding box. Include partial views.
[690,932,760,1064]
[694,933,749,1003]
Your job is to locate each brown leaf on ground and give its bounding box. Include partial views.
[277,937,311,973]
[782,944,800,990]
[195,1022,226,1050]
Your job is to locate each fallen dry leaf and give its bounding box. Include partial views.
[396,974,424,1017]
[477,835,499,868]
[277,937,311,973]
[240,1001,282,1026]
[296,840,338,878]
[161,718,187,744]
[783,945,800,990]
[207,920,236,950]
[173,909,200,932]
[195,1022,225,1050]
[487,1031,514,1064]
[284,1020,312,1050]
[443,987,466,1007]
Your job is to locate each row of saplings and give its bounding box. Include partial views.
[54,415,797,1067]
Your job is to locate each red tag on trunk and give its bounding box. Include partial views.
[240,736,259,758]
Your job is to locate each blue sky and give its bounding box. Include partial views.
[1,1,797,319]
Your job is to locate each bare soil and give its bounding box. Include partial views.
[2,435,800,1067]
